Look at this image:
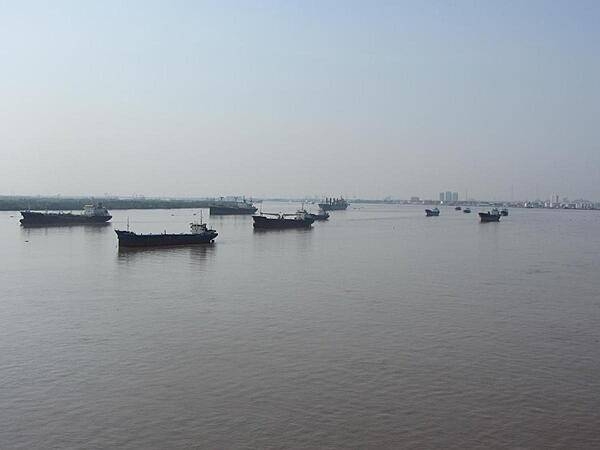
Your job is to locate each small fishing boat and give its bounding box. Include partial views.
[463,208,471,213]
[425,207,440,217]
[479,208,501,222]
[455,206,462,211]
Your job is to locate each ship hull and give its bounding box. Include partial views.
[209,206,257,215]
[252,216,314,229]
[20,211,112,225]
[115,230,218,247]
[308,213,329,221]
[479,213,500,222]
[318,203,348,211]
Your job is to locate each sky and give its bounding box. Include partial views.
[1,0,599,200]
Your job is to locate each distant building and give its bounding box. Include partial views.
[410,196,420,203]
[452,192,459,202]
[439,192,445,202]
[445,191,453,202]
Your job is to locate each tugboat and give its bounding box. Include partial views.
[318,197,348,211]
[209,197,257,215]
[463,208,472,213]
[425,207,440,216]
[479,208,501,222]
[115,221,218,247]
[20,203,112,226]
[500,208,509,216]
[253,211,315,229]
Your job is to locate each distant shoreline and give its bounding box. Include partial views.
[0,196,216,212]
[1,195,598,212]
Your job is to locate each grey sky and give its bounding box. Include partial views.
[1,1,599,200]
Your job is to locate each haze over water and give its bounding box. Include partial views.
[1,203,599,448]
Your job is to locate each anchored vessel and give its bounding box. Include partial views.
[318,197,348,211]
[209,197,257,215]
[20,204,112,225]
[425,207,440,217]
[479,208,501,222]
[307,209,330,221]
[115,221,218,247]
[297,206,329,221]
[253,211,315,229]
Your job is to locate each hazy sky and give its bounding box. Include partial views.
[1,1,599,200]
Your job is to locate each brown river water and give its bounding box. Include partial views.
[1,203,599,449]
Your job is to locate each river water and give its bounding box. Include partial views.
[1,203,599,449]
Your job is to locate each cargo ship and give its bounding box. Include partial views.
[252,211,315,229]
[209,197,257,215]
[479,208,501,222]
[20,204,112,226]
[318,197,348,211]
[115,221,218,247]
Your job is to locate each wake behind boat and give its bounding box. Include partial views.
[253,211,315,229]
[20,204,112,226]
[115,221,218,247]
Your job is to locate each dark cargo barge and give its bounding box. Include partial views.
[209,197,257,215]
[252,212,314,229]
[318,197,348,211]
[20,204,112,226]
[115,222,218,247]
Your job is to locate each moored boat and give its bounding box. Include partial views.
[20,204,112,226]
[253,211,315,229]
[302,208,329,221]
[463,208,471,213]
[318,197,348,211]
[115,221,218,247]
[425,207,440,216]
[455,206,462,211]
[479,208,501,222]
[311,209,330,221]
[209,197,257,215]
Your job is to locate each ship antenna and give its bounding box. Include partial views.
[127,216,130,232]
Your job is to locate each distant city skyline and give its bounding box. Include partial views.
[1,1,599,200]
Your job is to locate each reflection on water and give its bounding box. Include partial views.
[117,243,216,257]
[19,222,113,229]
[117,243,217,269]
